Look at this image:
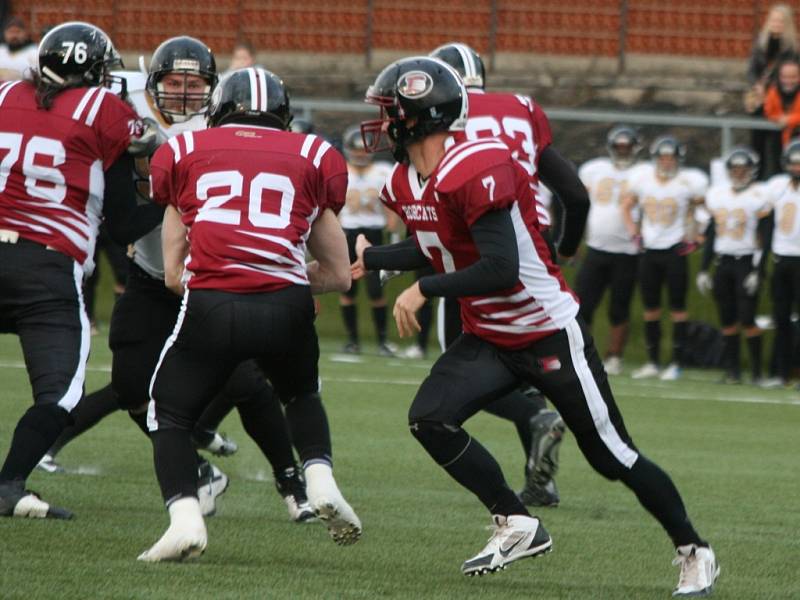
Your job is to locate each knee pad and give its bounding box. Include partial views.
[409,420,470,466]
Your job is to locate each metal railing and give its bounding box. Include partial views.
[292,98,782,156]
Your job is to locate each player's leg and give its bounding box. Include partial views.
[409,333,551,575]
[770,258,793,383]
[713,258,742,383]
[256,285,360,544]
[574,247,612,329]
[634,250,664,378]
[220,360,315,523]
[0,245,86,519]
[520,318,718,595]
[363,228,395,356]
[605,252,639,374]
[339,228,361,353]
[662,250,690,380]
[41,383,119,471]
[139,290,238,562]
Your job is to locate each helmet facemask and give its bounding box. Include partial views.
[153,69,214,123]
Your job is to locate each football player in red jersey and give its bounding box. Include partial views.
[0,21,163,519]
[354,57,719,596]
[430,42,590,507]
[138,67,360,562]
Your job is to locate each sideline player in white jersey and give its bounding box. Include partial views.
[761,139,800,386]
[576,125,648,375]
[696,147,771,384]
[36,37,315,522]
[337,125,396,355]
[622,136,708,381]
[354,56,718,595]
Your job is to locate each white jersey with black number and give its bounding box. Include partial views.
[764,174,800,256]
[339,161,393,230]
[705,183,769,256]
[628,166,708,250]
[108,71,207,280]
[579,158,649,254]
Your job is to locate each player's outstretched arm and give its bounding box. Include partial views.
[306,208,352,294]
[103,153,165,245]
[162,205,189,296]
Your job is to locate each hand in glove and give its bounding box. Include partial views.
[696,271,713,295]
[743,271,760,296]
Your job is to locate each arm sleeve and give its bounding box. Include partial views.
[700,219,716,271]
[417,209,519,298]
[102,153,165,245]
[363,236,430,271]
[537,145,589,256]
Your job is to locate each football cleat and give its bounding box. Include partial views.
[197,460,229,517]
[377,342,398,357]
[461,514,552,576]
[400,344,426,359]
[0,481,73,520]
[342,341,361,355]
[603,355,623,376]
[137,497,207,563]
[660,363,682,381]
[758,376,785,389]
[275,465,316,523]
[519,479,560,508]
[526,411,565,482]
[672,544,720,597]
[36,453,65,474]
[198,431,239,457]
[305,463,362,545]
[632,363,660,379]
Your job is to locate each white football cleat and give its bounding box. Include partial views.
[202,432,238,457]
[660,363,682,381]
[603,355,623,376]
[36,453,65,474]
[197,461,229,517]
[401,344,426,359]
[138,497,207,563]
[632,363,660,379]
[672,544,720,597]
[304,463,361,545]
[461,514,552,576]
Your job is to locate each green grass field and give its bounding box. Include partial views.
[0,334,798,599]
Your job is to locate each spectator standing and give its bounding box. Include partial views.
[746,5,798,179]
[764,59,800,146]
[0,16,37,80]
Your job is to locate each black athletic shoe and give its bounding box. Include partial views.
[518,410,565,507]
[275,465,316,523]
[519,479,560,507]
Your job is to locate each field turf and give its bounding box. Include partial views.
[0,335,798,599]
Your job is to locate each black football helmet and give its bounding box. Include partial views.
[781,138,800,179]
[724,146,759,190]
[342,124,371,167]
[37,21,122,88]
[362,56,468,162]
[146,36,217,123]
[207,67,291,130]
[289,117,314,134]
[429,42,485,89]
[650,135,686,178]
[606,125,642,169]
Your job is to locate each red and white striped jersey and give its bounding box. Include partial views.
[452,90,554,228]
[381,139,578,350]
[0,80,142,271]
[150,125,347,293]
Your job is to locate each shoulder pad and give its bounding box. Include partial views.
[434,139,512,194]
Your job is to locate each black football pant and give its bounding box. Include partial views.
[771,255,800,380]
[575,247,638,326]
[0,240,88,484]
[410,319,705,546]
[148,286,330,504]
[440,296,547,463]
